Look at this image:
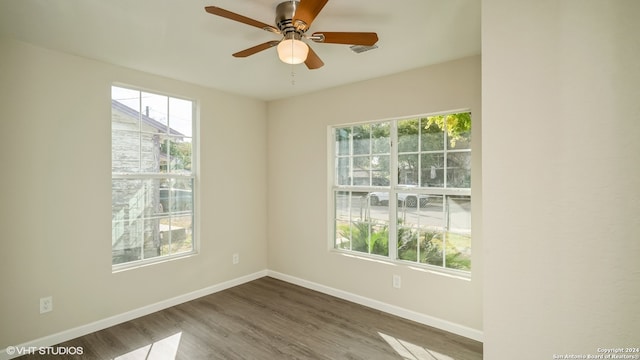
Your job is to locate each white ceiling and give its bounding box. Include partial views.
[0,0,480,101]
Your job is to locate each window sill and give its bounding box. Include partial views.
[112,251,198,273]
[329,248,471,281]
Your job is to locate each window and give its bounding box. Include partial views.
[111,85,196,268]
[331,112,472,272]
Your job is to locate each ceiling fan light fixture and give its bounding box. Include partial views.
[205,1,378,70]
[277,38,309,65]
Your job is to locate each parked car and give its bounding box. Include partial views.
[367,192,431,208]
[159,188,192,212]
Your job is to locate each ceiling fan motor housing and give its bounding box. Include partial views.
[276,1,304,39]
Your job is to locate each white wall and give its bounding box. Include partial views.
[482,1,640,358]
[0,38,268,348]
[267,56,482,335]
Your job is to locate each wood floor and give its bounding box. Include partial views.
[19,277,482,359]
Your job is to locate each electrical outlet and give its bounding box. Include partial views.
[232,253,239,265]
[40,296,53,314]
[392,275,401,289]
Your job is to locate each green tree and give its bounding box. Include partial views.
[160,141,192,171]
[425,112,471,148]
[396,113,471,185]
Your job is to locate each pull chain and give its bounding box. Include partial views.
[291,40,296,85]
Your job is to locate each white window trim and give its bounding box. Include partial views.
[327,110,472,279]
[111,84,199,272]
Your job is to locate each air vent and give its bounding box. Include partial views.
[349,44,379,54]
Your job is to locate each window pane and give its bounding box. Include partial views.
[143,217,163,260]
[112,177,193,265]
[158,136,170,173]
[368,192,389,225]
[336,219,351,250]
[337,157,350,185]
[112,179,145,223]
[351,192,369,222]
[398,194,445,233]
[140,133,162,173]
[336,128,351,156]
[353,125,371,155]
[398,154,418,185]
[367,191,388,206]
[350,222,389,256]
[335,191,389,256]
[370,223,389,256]
[371,122,390,154]
[353,156,371,186]
[398,119,419,153]
[421,120,444,151]
[169,138,193,174]
[141,92,168,128]
[444,232,471,270]
[159,179,193,214]
[397,194,445,227]
[447,152,471,188]
[112,178,156,265]
[160,214,193,256]
[446,113,472,150]
[335,191,351,249]
[421,153,445,187]
[397,192,420,261]
[372,155,390,186]
[445,195,471,270]
[112,218,143,265]
[169,97,193,137]
[398,194,446,265]
[112,86,141,116]
[112,130,140,173]
[398,228,418,261]
[421,231,445,267]
[350,222,368,254]
[335,191,351,221]
[447,196,471,229]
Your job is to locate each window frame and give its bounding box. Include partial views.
[328,110,472,277]
[111,84,198,272]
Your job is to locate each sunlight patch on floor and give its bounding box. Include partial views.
[113,332,182,360]
[378,332,455,360]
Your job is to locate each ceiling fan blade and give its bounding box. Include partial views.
[293,0,329,31]
[205,6,279,33]
[304,46,324,70]
[232,41,280,58]
[311,32,379,46]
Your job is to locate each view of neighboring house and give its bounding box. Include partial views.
[111,99,188,264]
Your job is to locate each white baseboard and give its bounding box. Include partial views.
[0,270,267,360]
[2,268,482,360]
[267,270,484,343]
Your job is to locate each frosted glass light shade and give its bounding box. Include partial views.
[277,39,309,65]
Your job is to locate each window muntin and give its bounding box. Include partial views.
[397,115,471,189]
[335,122,391,187]
[111,85,196,269]
[396,194,471,270]
[332,112,471,273]
[335,191,390,256]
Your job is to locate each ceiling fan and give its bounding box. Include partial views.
[204,0,379,70]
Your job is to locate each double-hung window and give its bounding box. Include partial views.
[111,85,196,269]
[332,111,472,272]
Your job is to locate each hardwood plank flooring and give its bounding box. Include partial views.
[18,277,482,359]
